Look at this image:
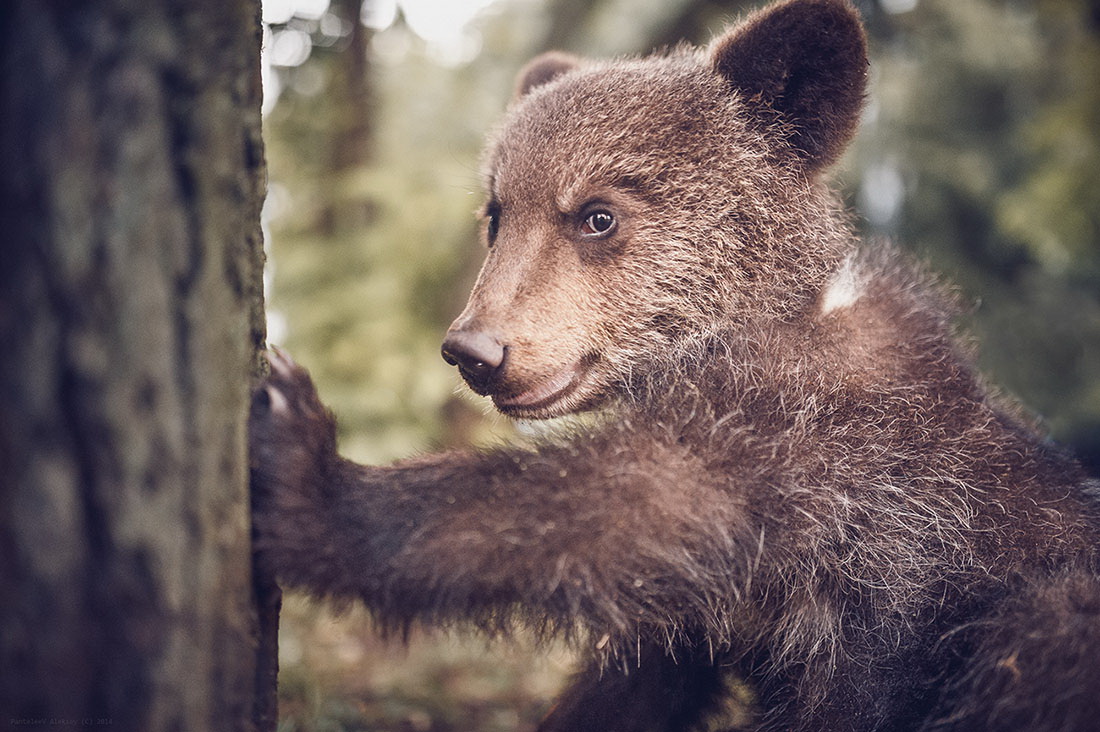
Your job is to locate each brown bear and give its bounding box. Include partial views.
[249,0,1100,729]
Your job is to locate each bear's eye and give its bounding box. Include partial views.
[580,210,616,238]
[484,202,501,246]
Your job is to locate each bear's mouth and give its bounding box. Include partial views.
[494,359,590,416]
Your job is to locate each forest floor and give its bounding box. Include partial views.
[276,593,575,731]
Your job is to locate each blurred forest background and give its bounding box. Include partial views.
[259,0,1100,729]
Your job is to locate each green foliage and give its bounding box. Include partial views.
[849,0,1100,464]
[263,13,538,461]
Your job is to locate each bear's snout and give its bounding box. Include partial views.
[441,328,505,394]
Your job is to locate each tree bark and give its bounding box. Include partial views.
[0,1,274,730]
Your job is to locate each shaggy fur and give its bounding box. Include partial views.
[250,1,1100,729]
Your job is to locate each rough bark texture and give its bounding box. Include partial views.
[0,0,273,730]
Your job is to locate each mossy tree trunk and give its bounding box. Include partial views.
[0,1,276,730]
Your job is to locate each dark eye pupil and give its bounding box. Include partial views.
[486,206,501,243]
[586,211,614,234]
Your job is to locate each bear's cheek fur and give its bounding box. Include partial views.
[448,232,624,418]
[490,297,612,419]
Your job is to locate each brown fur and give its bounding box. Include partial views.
[250,1,1100,729]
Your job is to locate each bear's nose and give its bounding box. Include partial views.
[441,329,505,392]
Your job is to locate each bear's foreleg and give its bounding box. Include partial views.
[249,349,749,649]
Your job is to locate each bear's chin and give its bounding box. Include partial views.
[492,359,604,420]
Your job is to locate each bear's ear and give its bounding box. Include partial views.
[710,0,868,171]
[514,51,582,99]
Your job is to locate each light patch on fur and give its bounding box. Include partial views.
[820,252,863,315]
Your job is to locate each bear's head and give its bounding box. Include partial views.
[442,0,868,419]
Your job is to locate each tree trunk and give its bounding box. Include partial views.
[0,1,275,730]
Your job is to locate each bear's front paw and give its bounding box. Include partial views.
[249,348,338,580]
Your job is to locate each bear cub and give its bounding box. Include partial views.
[250,0,1100,729]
